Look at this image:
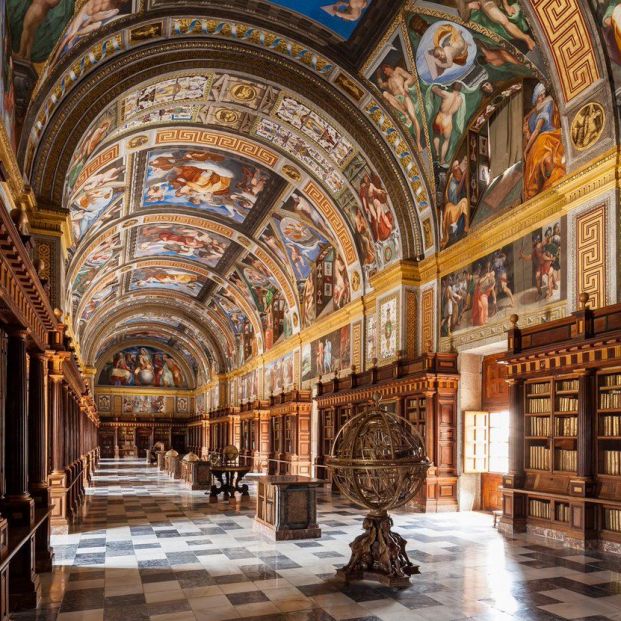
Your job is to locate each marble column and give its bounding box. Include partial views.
[1,331,34,527]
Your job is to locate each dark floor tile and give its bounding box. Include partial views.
[104,593,146,607]
[227,590,270,605]
[59,588,104,612]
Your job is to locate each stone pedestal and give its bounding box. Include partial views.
[255,475,322,540]
[157,452,166,471]
[184,461,211,490]
[169,456,181,479]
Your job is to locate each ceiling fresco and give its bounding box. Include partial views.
[14,0,608,389]
[62,66,406,376]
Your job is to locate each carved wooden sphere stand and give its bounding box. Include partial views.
[326,394,430,587]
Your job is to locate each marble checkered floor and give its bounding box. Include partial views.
[15,459,621,621]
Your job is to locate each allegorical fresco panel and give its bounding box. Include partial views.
[8,0,132,70]
[122,395,166,414]
[264,352,294,397]
[301,325,351,382]
[590,2,621,117]
[142,147,273,223]
[268,1,372,39]
[441,218,566,337]
[98,346,188,388]
[0,0,15,150]
[133,224,231,268]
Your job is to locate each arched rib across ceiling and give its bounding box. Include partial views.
[80,295,236,372]
[26,40,422,258]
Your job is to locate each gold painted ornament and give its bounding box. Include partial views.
[571,102,605,151]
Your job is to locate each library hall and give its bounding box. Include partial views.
[0,1,621,620]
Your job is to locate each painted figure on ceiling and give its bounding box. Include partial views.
[440,157,469,248]
[359,174,393,241]
[522,83,565,200]
[425,23,469,79]
[429,82,466,166]
[321,0,368,21]
[53,0,130,61]
[457,0,535,50]
[375,64,423,151]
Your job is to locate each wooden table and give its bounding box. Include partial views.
[209,465,251,502]
[255,475,322,540]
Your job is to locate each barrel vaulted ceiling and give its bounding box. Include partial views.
[16,0,614,382]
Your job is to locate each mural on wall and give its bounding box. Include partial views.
[142,147,273,222]
[261,193,350,329]
[365,313,377,367]
[0,0,15,150]
[98,346,188,388]
[440,218,565,337]
[79,275,118,323]
[211,291,256,366]
[369,31,425,152]
[378,296,398,361]
[240,369,258,402]
[340,155,400,273]
[122,395,166,414]
[71,233,121,310]
[301,325,351,382]
[134,224,230,268]
[8,0,74,67]
[264,352,294,396]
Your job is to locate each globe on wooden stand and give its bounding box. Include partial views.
[326,393,430,587]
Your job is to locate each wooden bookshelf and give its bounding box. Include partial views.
[267,390,312,477]
[500,302,621,554]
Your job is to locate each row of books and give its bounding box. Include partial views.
[528,499,551,519]
[557,380,579,392]
[600,392,621,410]
[528,445,550,470]
[555,449,577,472]
[527,398,551,414]
[603,375,621,387]
[556,504,570,523]
[602,450,621,475]
[528,417,551,436]
[528,383,550,395]
[556,397,578,412]
[604,509,621,533]
[601,415,621,437]
[556,416,578,437]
